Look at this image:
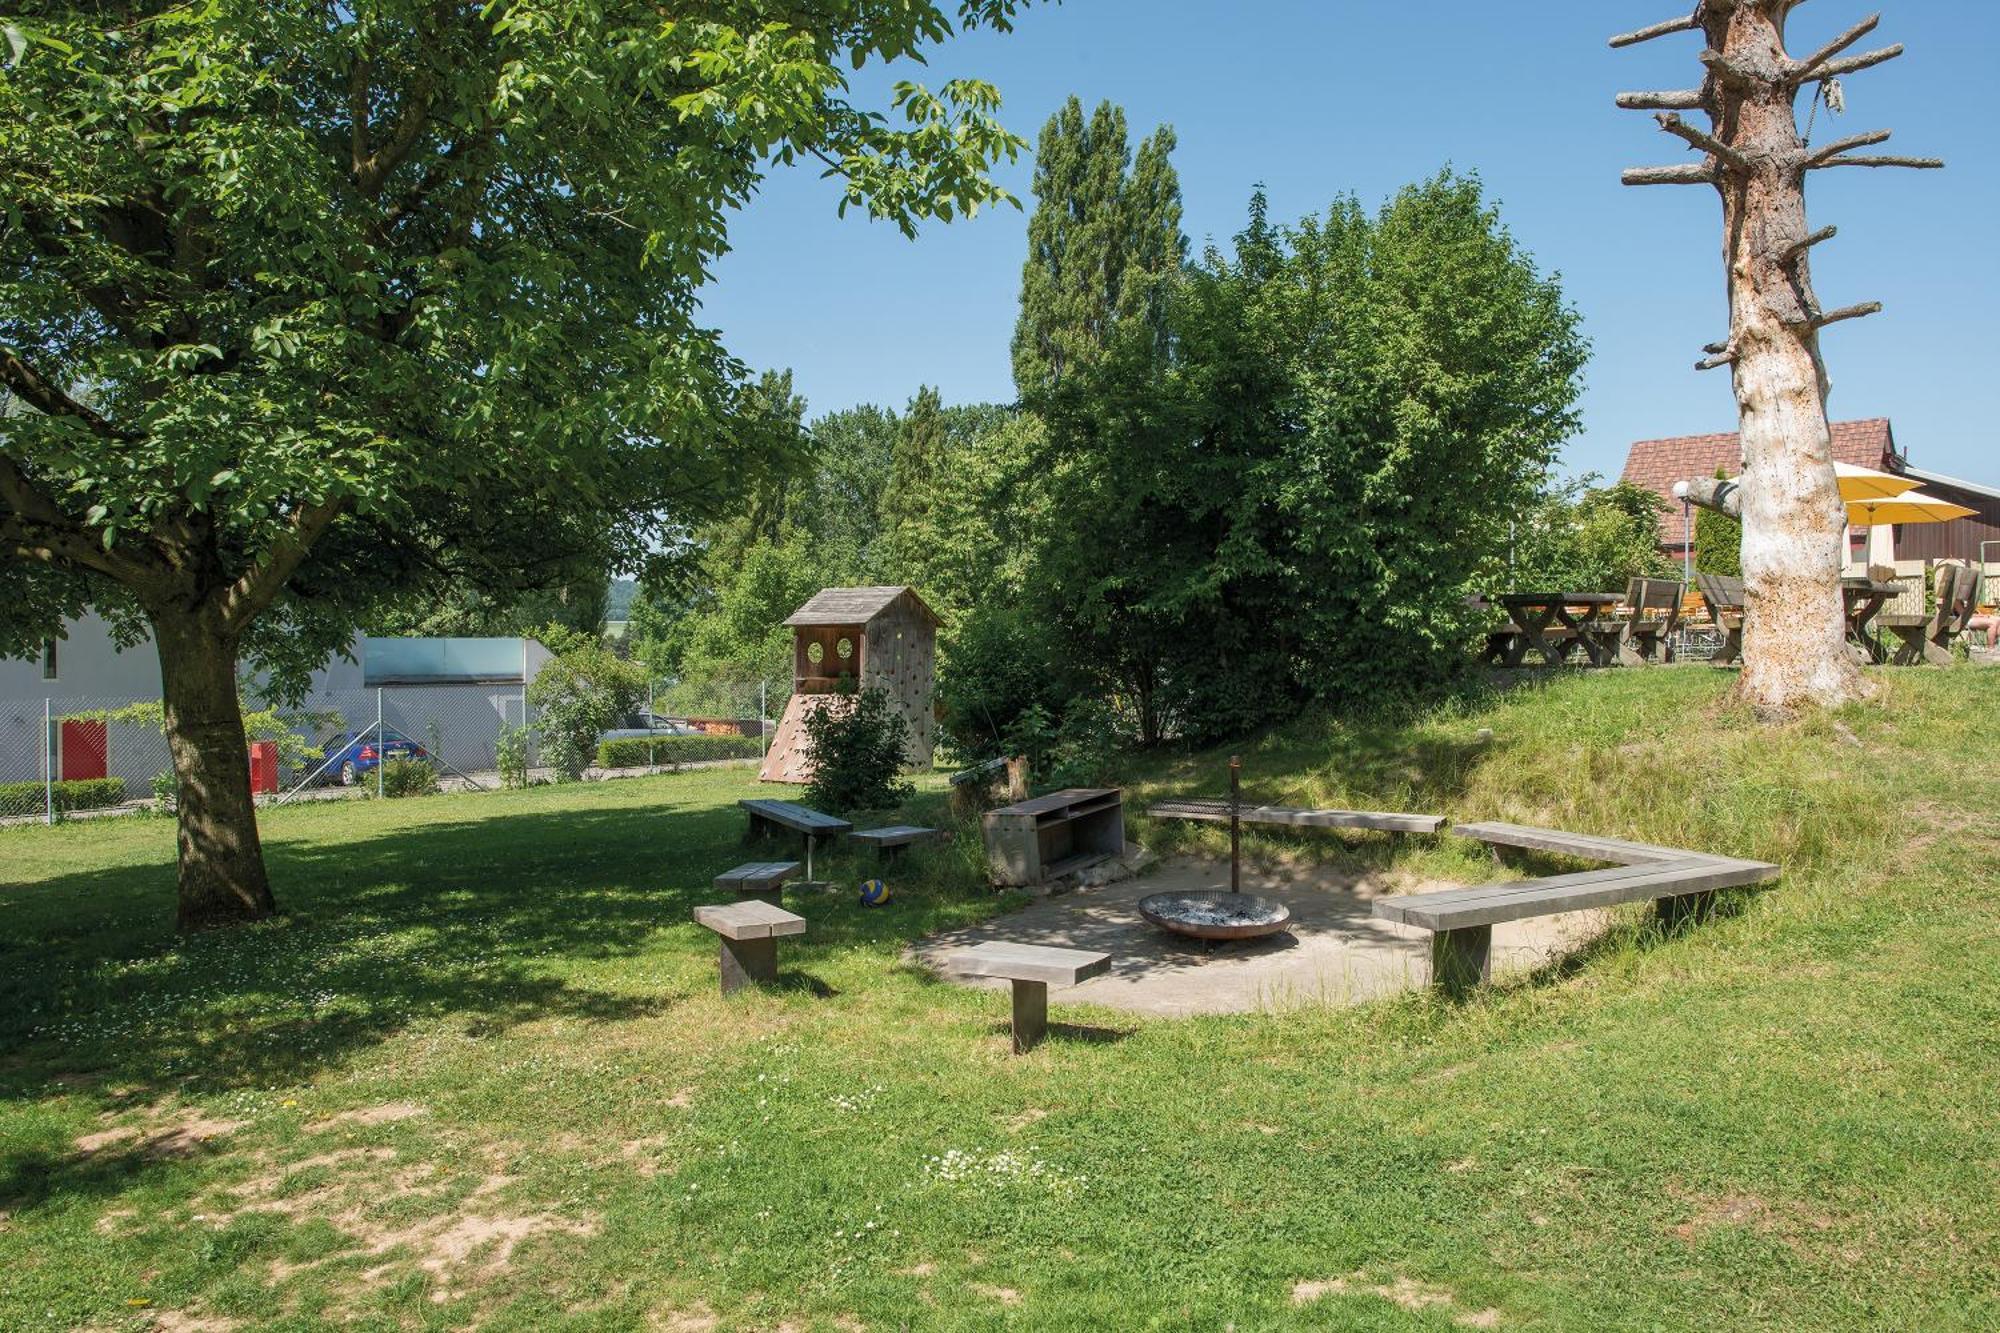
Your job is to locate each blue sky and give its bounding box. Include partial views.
[701,1,1996,483]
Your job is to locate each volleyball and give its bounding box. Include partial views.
[859,878,891,907]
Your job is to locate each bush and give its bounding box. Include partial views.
[495,723,531,790]
[150,769,179,813]
[596,734,763,768]
[0,777,127,814]
[527,624,649,781]
[802,687,913,814]
[376,757,440,798]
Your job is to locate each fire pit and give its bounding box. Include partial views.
[1138,890,1292,942]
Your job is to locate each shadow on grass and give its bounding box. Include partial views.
[0,787,997,1109]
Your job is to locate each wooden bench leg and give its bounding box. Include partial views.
[719,936,778,994]
[1655,890,1716,932]
[1431,926,1491,999]
[1010,978,1048,1054]
[735,885,784,907]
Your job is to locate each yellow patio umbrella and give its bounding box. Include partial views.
[1833,461,1923,503]
[1845,490,1977,526]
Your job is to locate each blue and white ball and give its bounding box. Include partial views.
[859,878,892,907]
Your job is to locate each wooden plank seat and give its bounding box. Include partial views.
[1374,821,1779,997]
[1695,573,1745,666]
[849,825,946,862]
[714,860,800,905]
[1876,565,1976,666]
[947,941,1111,1053]
[694,900,807,994]
[1146,797,1445,835]
[741,798,853,883]
[1618,577,1683,665]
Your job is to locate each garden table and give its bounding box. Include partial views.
[1841,577,1902,664]
[1494,592,1625,667]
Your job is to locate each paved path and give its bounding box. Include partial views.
[910,856,1607,1017]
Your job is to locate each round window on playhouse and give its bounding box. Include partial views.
[837,637,854,660]
[807,641,824,665]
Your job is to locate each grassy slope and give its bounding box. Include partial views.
[0,670,1995,1331]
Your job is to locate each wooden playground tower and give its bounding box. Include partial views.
[757,586,940,783]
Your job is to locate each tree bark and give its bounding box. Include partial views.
[1701,1,1866,713]
[149,605,278,930]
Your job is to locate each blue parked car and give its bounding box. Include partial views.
[319,729,428,786]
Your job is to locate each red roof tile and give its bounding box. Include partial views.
[1619,418,1899,549]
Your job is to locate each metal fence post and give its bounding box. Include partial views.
[44,697,54,825]
[376,687,385,799]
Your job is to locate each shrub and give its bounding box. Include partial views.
[376,757,440,798]
[803,687,913,814]
[495,723,531,790]
[595,734,763,768]
[150,769,179,813]
[0,777,127,814]
[527,624,648,781]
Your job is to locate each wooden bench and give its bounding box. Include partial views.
[1146,798,1444,835]
[694,900,807,994]
[1877,565,1976,666]
[947,942,1111,1053]
[1696,573,1744,666]
[1618,576,1682,665]
[982,789,1125,887]
[849,825,945,863]
[714,860,800,905]
[741,798,853,883]
[1373,821,1779,998]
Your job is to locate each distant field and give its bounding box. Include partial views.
[1,669,1995,1330]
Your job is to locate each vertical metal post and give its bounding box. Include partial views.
[647,678,656,772]
[375,687,385,799]
[1228,754,1241,894]
[44,697,54,825]
[759,680,768,757]
[1682,499,1693,589]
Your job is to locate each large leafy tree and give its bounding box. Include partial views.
[0,0,1031,929]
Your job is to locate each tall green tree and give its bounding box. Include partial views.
[0,0,1033,929]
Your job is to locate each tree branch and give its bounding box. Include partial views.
[1622,163,1718,186]
[1807,44,1903,80]
[0,348,141,441]
[1781,224,1837,264]
[1703,339,1731,355]
[1699,48,1761,88]
[1695,351,1736,372]
[1656,113,1750,170]
[1609,12,1700,48]
[0,454,133,580]
[1814,301,1882,328]
[1805,129,1890,167]
[1811,154,1943,170]
[219,495,349,631]
[348,54,370,177]
[1616,88,1708,110]
[1791,11,1880,80]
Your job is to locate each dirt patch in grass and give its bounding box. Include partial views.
[302,1101,427,1133]
[651,1306,718,1332]
[1291,1273,1500,1327]
[74,1114,246,1160]
[969,1283,1021,1307]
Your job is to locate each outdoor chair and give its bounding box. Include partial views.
[1618,577,1683,665]
[1874,566,1968,666]
[1695,573,1745,666]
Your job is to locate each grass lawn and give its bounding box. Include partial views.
[1,669,1996,1330]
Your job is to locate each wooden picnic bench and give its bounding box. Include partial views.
[694,899,807,994]
[849,825,946,863]
[1373,820,1779,998]
[714,860,800,905]
[1876,564,1976,666]
[1695,573,1745,666]
[1145,798,1444,835]
[947,941,1111,1053]
[741,798,853,883]
[1491,592,1624,667]
[1617,577,1682,665]
[1842,576,1903,663]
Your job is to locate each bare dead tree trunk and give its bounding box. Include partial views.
[149,604,278,930]
[1613,2,1939,714]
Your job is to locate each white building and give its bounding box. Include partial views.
[1,615,550,790]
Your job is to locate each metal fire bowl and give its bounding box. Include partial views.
[1138,891,1293,941]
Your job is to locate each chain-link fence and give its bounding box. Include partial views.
[2,677,776,825]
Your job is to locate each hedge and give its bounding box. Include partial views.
[596,734,763,768]
[0,777,128,814]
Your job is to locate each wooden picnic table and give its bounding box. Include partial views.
[1841,577,1903,664]
[1492,592,1625,667]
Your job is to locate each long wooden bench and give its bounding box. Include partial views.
[694,900,807,995]
[947,941,1111,1053]
[1146,797,1445,835]
[1373,821,1779,998]
[714,860,800,905]
[741,798,853,883]
[849,825,946,863]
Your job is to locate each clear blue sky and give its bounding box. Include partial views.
[701,1,1996,483]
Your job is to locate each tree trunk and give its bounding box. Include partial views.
[150,606,278,930]
[1705,2,1865,713]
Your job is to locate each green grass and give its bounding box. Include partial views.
[1,669,1996,1330]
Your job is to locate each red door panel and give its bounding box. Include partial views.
[60,719,109,780]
